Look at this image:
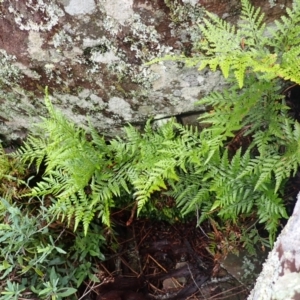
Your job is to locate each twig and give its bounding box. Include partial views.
[99,262,113,276]
[282,83,297,95]
[149,281,164,293]
[206,283,248,299]
[138,227,152,248]
[187,263,207,300]
[199,225,209,239]
[78,280,105,300]
[119,256,139,276]
[54,227,66,243]
[126,201,138,226]
[148,254,168,273]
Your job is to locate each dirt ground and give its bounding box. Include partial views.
[84,216,252,300]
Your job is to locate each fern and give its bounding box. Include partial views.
[185,0,272,87]
[110,120,181,213]
[168,164,211,218]
[150,0,300,88]
[18,104,186,232]
[17,91,119,233]
[268,1,300,52]
[279,47,300,83]
[154,0,300,244]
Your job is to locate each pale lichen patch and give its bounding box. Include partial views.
[0,50,22,85]
[108,97,133,121]
[27,32,49,62]
[272,272,300,300]
[63,0,96,15]
[13,62,41,80]
[8,1,64,31]
[101,0,134,25]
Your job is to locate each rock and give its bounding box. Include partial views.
[248,192,300,300]
[162,261,188,292]
[220,249,267,287]
[0,0,293,141]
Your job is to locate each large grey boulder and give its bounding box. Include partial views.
[0,0,292,141]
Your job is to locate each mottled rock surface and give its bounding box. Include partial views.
[0,0,292,141]
[248,193,300,300]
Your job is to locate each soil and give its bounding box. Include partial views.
[81,216,251,300]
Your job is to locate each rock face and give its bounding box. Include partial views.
[0,0,292,142]
[248,192,300,300]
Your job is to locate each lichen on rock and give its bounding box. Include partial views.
[0,0,292,142]
[248,192,300,300]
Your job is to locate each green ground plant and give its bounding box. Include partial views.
[0,145,26,200]
[0,144,105,299]
[0,194,106,299]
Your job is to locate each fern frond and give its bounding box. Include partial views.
[134,158,178,212]
[17,136,47,172]
[257,191,288,243]
[267,0,300,52]
[194,1,272,87]
[168,163,210,216]
[254,156,281,191]
[239,0,266,49]
[199,11,239,56]
[279,47,300,84]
